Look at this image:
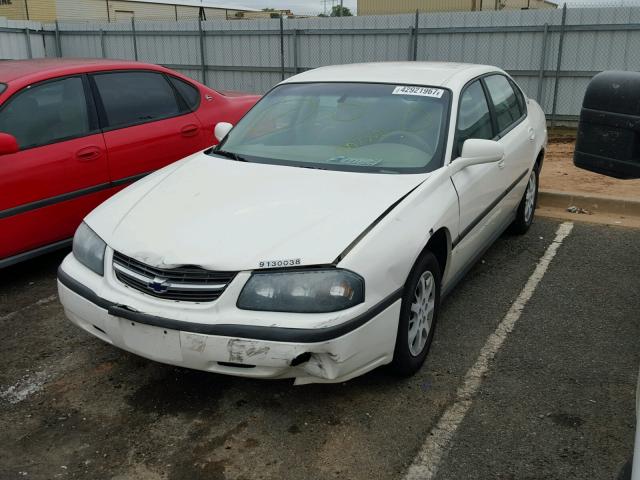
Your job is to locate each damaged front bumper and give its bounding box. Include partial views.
[57,254,401,385]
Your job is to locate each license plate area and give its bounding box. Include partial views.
[119,319,182,361]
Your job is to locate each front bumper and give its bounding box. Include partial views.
[57,254,401,385]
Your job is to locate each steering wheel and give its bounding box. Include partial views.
[377,130,434,154]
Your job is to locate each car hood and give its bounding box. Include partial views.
[87,152,429,271]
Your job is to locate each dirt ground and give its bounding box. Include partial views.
[542,140,640,200]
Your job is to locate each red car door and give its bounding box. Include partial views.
[0,75,110,264]
[90,70,208,183]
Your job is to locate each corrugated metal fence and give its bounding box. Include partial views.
[2,6,640,122]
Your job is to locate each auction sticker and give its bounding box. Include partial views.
[392,86,444,98]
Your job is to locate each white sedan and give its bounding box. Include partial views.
[57,62,547,385]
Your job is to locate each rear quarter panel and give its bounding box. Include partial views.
[527,98,548,158]
[193,89,260,146]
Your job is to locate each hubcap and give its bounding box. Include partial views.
[408,271,436,356]
[524,170,537,223]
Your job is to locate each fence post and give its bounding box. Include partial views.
[55,20,61,57]
[198,17,206,84]
[24,28,32,59]
[550,3,567,131]
[536,22,549,103]
[412,9,419,61]
[131,17,138,61]
[99,29,106,58]
[279,15,285,81]
[293,29,299,74]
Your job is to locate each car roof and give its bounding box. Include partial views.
[280,62,502,90]
[0,58,168,85]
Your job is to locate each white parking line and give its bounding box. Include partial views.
[404,221,574,480]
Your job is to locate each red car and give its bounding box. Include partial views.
[0,59,259,268]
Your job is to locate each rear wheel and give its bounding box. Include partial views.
[390,251,441,376]
[510,166,538,235]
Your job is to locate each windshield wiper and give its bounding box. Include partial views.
[212,149,249,162]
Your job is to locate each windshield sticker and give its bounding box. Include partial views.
[329,156,382,167]
[392,86,444,98]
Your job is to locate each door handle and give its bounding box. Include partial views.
[528,127,536,142]
[181,124,200,137]
[76,146,102,161]
[498,159,506,169]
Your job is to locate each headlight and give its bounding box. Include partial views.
[237,269,364,313]
[72,222,106,276]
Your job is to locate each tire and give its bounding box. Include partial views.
[510,166,539,235]
[389,251,441,377]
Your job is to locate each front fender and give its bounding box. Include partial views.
[337,168,459,307]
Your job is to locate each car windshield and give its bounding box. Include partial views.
[214,82,451,174]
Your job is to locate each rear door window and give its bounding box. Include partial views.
[509,78,527,116]
[483,75,523,134]
[168,76,200,110]
[0,76,90,149]
[92,71,182,129]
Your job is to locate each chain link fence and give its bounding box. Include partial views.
[2,2,640,123]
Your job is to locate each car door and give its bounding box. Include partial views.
[483,74,534,212]
[90,70,206,184]
[0,75,110,264]
[452,79,505,255]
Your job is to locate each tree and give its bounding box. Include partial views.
[330,5,352,16]
[262,7,281,18]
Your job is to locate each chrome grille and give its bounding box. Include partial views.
[112,251,237,302]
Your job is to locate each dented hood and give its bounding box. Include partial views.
[88,152,428,271]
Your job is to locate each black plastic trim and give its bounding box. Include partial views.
[0,238,72,269]
[0,171,152,220]
[57,266,402,343]
[452,169,528,249]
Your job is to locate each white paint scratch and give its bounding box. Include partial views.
[0,294,58,405]
[0,294,57,322]
[404,222,574,480]
[0,370,50,405]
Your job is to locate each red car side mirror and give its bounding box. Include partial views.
[0,133,19,156]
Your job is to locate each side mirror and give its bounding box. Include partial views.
[574,70,640,179]
[450,139,504,175]
[0,133,19,156]
[214,122,233,143]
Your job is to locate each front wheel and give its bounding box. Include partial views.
[389,251,441,377]
[510,167,538,235]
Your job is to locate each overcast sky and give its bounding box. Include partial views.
[232,0,636,15]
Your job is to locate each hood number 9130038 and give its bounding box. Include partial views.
[259,259,301,268]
